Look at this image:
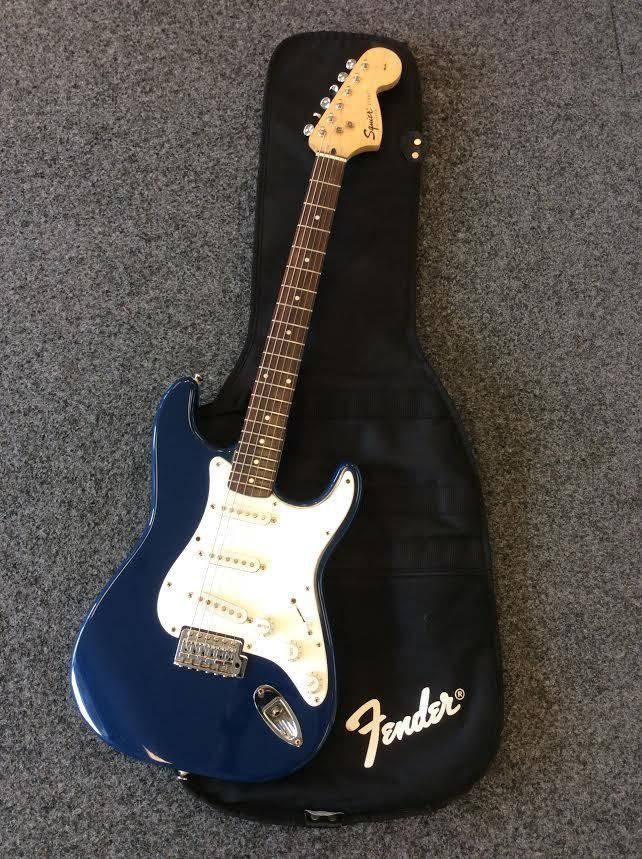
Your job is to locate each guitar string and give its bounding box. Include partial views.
[187,129,340,651]
[189,146,337,648]
[197,144,338,635]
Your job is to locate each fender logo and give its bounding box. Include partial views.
[345,686,464,768]
[363,107,379,140]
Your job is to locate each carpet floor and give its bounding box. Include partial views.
[0,1,638,856]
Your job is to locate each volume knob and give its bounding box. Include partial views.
[305,672,322,694]
[285,641,301,662]
[255,617,272,637]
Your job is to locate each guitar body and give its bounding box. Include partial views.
[71,377,361,781]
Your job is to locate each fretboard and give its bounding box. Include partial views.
[228,154,345,497]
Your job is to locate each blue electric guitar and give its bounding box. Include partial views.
[71,48,402,782]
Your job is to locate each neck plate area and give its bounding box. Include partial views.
[228,154,345,497]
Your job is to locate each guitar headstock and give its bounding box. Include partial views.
[304,48,402,160]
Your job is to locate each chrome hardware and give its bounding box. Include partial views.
[193,373,203,384]
[327,114,334,123]
[312,112,322,119]
[346,58,356,69]
[335,101,343,110]
[320,96,331,109]
[174,628,247,677]
[303,123,314,136]
[255,685,303,747]
[361,61,369,69]
[337,71,347,82]
[329,84,339,94]
[346,120,354,128]
[353,74,361,83]
[318,128,326,137]
[344,87,352,96]
[176,770,190,781]
[335,127,343,134]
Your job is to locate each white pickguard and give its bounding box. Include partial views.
[157,456,357,706]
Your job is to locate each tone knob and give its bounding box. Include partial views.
[255,617,272,637]
[320,96,331,109]
[285,641,301,662]
[302,123,314,137]
[346,58,356,69]
[337,71,347,82]
[305,672,322,694]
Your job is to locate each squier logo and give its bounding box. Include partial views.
[345,686,465,768]
[363,107,379,140]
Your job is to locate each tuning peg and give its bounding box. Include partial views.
[320,96,331,109]
[346,58,356,69]
[329,84,339,94]
[303,123,314,137]
[312,112,321,119]
[337,72,348,82]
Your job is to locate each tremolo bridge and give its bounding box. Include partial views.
[174,627,247,678]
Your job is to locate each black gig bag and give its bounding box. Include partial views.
[190,31,502,824]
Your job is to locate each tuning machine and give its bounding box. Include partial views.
[303,111,324,136]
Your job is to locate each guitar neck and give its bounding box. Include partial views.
[228,153,346,497]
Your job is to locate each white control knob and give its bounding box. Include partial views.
[255,617,272,637]
[285,641,301,662]
[305,672,322,694]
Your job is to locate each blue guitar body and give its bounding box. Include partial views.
[71,378,361,782]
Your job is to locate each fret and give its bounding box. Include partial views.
[309,178,340,188]
[245,402,290,419]
[234,448,280,463]
[291,245,325,255]
[276,300,313,311]
[272,319,307,330]
[296,223,330,233]
[249,393,293,406]
[229,155,344,496]
[285,264,322,274]
[303,201,335,211]
[260,350,301,363]
[280,284,317,294]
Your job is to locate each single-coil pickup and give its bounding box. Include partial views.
[208,504,277,525]
[194,593,248,624]
[195,548,265,572]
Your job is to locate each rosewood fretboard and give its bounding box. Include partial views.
[228,153,345,497]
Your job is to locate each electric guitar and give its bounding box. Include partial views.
[71,48,402,782]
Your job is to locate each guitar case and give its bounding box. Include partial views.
[189,31,502,824]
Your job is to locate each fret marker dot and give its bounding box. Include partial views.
[304,257,310,263]
[286,379,292,385]
[249,478,255,484]
[259,438,265,444]
[286,329,292,335]
[263,373,268,378]
[253,459,259,465]
[314,214,320,220]
[295,295,300,301]
[264,415,271,421]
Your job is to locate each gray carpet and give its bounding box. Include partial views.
[1,1,639,856]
